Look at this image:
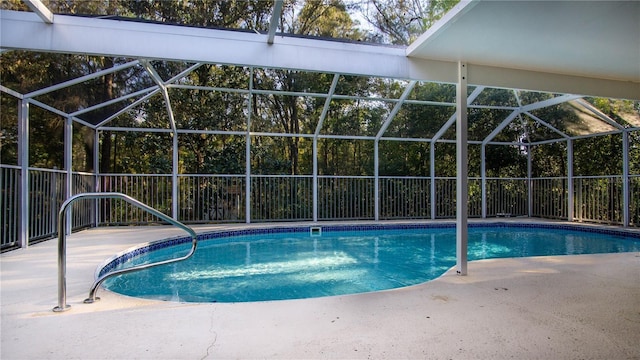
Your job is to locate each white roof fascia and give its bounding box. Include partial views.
[2,9,638,100]
[0,11,422,81]
[467,64,639,101]
[406,0,640,99]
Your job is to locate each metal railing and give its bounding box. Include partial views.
[53,192,197,312]
[1,165,20,248]
[1,166,97,250]
[485,177,528,216]
[379,177,431,219]
[575,176,624,224]
[99,174,172,225]
[179,175,246,222]
[318,176,375,220]
[632,175,640,226]
[253,175,312,221]
[531,177,569,220]
[2,165,638,251]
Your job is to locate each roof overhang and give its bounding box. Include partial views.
[1,4,639,100]
[407,0,640,98]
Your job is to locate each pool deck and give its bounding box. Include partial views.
[2,219,640,359]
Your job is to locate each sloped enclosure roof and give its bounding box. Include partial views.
[408,0,640,83]
[2,0,639,100]
[0,0,638,141]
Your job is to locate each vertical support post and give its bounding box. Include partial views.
[527,144,533,217]
[245,135,251,224]
[456,62,468,276]
[245,69,254,224]
[312,137,319,222]
[374,139,379,221]
[622,130,630,227]
[313,138,318,222]
[430,141,436,219]
[18,99,29,248]
[93,130,100,227]
[172,132,179,219]
[64,117,73,235]
[480,144,487,218]
[567,139,574,222]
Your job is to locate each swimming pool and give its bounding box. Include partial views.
[100,223,640,303]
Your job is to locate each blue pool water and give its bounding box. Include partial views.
[102,224,640,303]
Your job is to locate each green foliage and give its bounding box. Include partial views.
[290,0,362,39]
[354,0,459,44]
[0,93,19,165]
[485,145,527,177]
[379,141,430,176]
[574,135,622,176]
[1,0,637,184]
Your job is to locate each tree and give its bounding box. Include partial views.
[354,0,458,44]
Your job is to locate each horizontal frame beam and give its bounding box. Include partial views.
[2,10,638,100]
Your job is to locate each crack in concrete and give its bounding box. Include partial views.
[200,308,218,360]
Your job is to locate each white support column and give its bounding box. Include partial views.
[172,133,179,219]
[374,139,379,221]
[430,141,436,219]
[567,139,574,222]
[245,133,251,224]
[456,62,468,276]
[245,69,254,224]
[481,144,486,218]
[18,99,29,248]
[93,130,100,227]
[64,117,73,235]
[527,144,533,218]
[313,138,318,222]
[622,130,630,227]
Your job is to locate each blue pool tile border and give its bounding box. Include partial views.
[98,222,640,278]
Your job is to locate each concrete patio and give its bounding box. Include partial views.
[2,222,639,359]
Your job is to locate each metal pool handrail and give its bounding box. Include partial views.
[53,192,198,312]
